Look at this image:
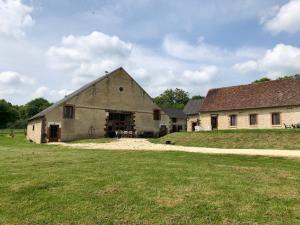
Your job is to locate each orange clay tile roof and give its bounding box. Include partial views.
[200,77,300,112]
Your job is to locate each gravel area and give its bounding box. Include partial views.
[52,138,300,158]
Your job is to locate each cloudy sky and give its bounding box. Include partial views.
[1,0,300,104]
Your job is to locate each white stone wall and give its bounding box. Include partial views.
[200,106,300,130]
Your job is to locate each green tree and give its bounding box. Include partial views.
[252,77,271,84]
[277,74,300,80]
[191,95,205,100]
[154,88,190,109]
[23,98,52,119]
[0,100,19,128]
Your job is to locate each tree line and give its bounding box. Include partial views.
[153,88,204,109]
[252,74,300,83]
[0,98,52,129]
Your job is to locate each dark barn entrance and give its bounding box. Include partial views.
[211,114,218,130]
[105,111,135,138]
[48,125,60,142]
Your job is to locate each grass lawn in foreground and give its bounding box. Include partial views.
[0,134,300,224]
[150,129,300,150]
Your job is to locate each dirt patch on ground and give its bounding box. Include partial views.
[50,138,300,158]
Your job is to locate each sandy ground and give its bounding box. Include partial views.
[50,138,300,158]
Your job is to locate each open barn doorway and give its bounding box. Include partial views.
[105,111,135,138]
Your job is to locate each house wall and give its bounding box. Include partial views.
[42,69,168,142]
[170,118,187,131]
[27,119,42,143]
[200,106,300,130]
[187,114,199,131]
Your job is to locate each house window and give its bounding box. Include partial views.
[153,109,161,120]
[271,113,281,125]
[249,114,257,126]
[172,118,177,123]
[63,105,74,119]
[229,115,237,126]
[32,125,35,131]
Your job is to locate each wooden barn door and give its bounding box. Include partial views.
[49,125,59,142]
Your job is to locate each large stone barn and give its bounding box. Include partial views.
[27,68,169,143]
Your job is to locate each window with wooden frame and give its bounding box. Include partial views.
[271,112,281,125]
[249,114,257,126]
[229,114,237,126]
[153,109,161,121]
[63,105,75,119]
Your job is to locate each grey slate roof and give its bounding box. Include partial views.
[28,67,152,121]
[183,99,204,115]
[162,108,187,119]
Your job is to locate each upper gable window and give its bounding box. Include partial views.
[63,105,74,119]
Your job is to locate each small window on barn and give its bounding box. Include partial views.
[32,125,35,131]
[229,115,237,126]
[63,105,74,119]
[119,87,124,92]
[249,114,257,126]
[153,109,161,121]
[271,113,281,125]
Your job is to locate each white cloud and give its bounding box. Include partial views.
[47,31,264,98]
[0,71,35,85]
[233,61,258,74]
[260,44,300,76]
[162,35,231,62]
[235,47,266,59]
[162,35,264,65]
[33,86,73,100]
[0,71,36,102]
[46,31,132,84]
[0,0,34,38]
[233,44,300,77]
[182,66,218,84]
[263,0,300,34]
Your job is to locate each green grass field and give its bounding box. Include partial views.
[0,134,300,224]
[0,129,25,134]
[151,129,300,150]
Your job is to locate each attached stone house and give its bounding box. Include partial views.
[199,77,300,130]
[27,68,169,143]
[161,108,187,132]
[183,99,204,131]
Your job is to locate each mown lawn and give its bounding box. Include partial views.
[0,134,300,225]
[151,129,300,150]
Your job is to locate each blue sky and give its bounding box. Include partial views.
[1,0,300,104]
